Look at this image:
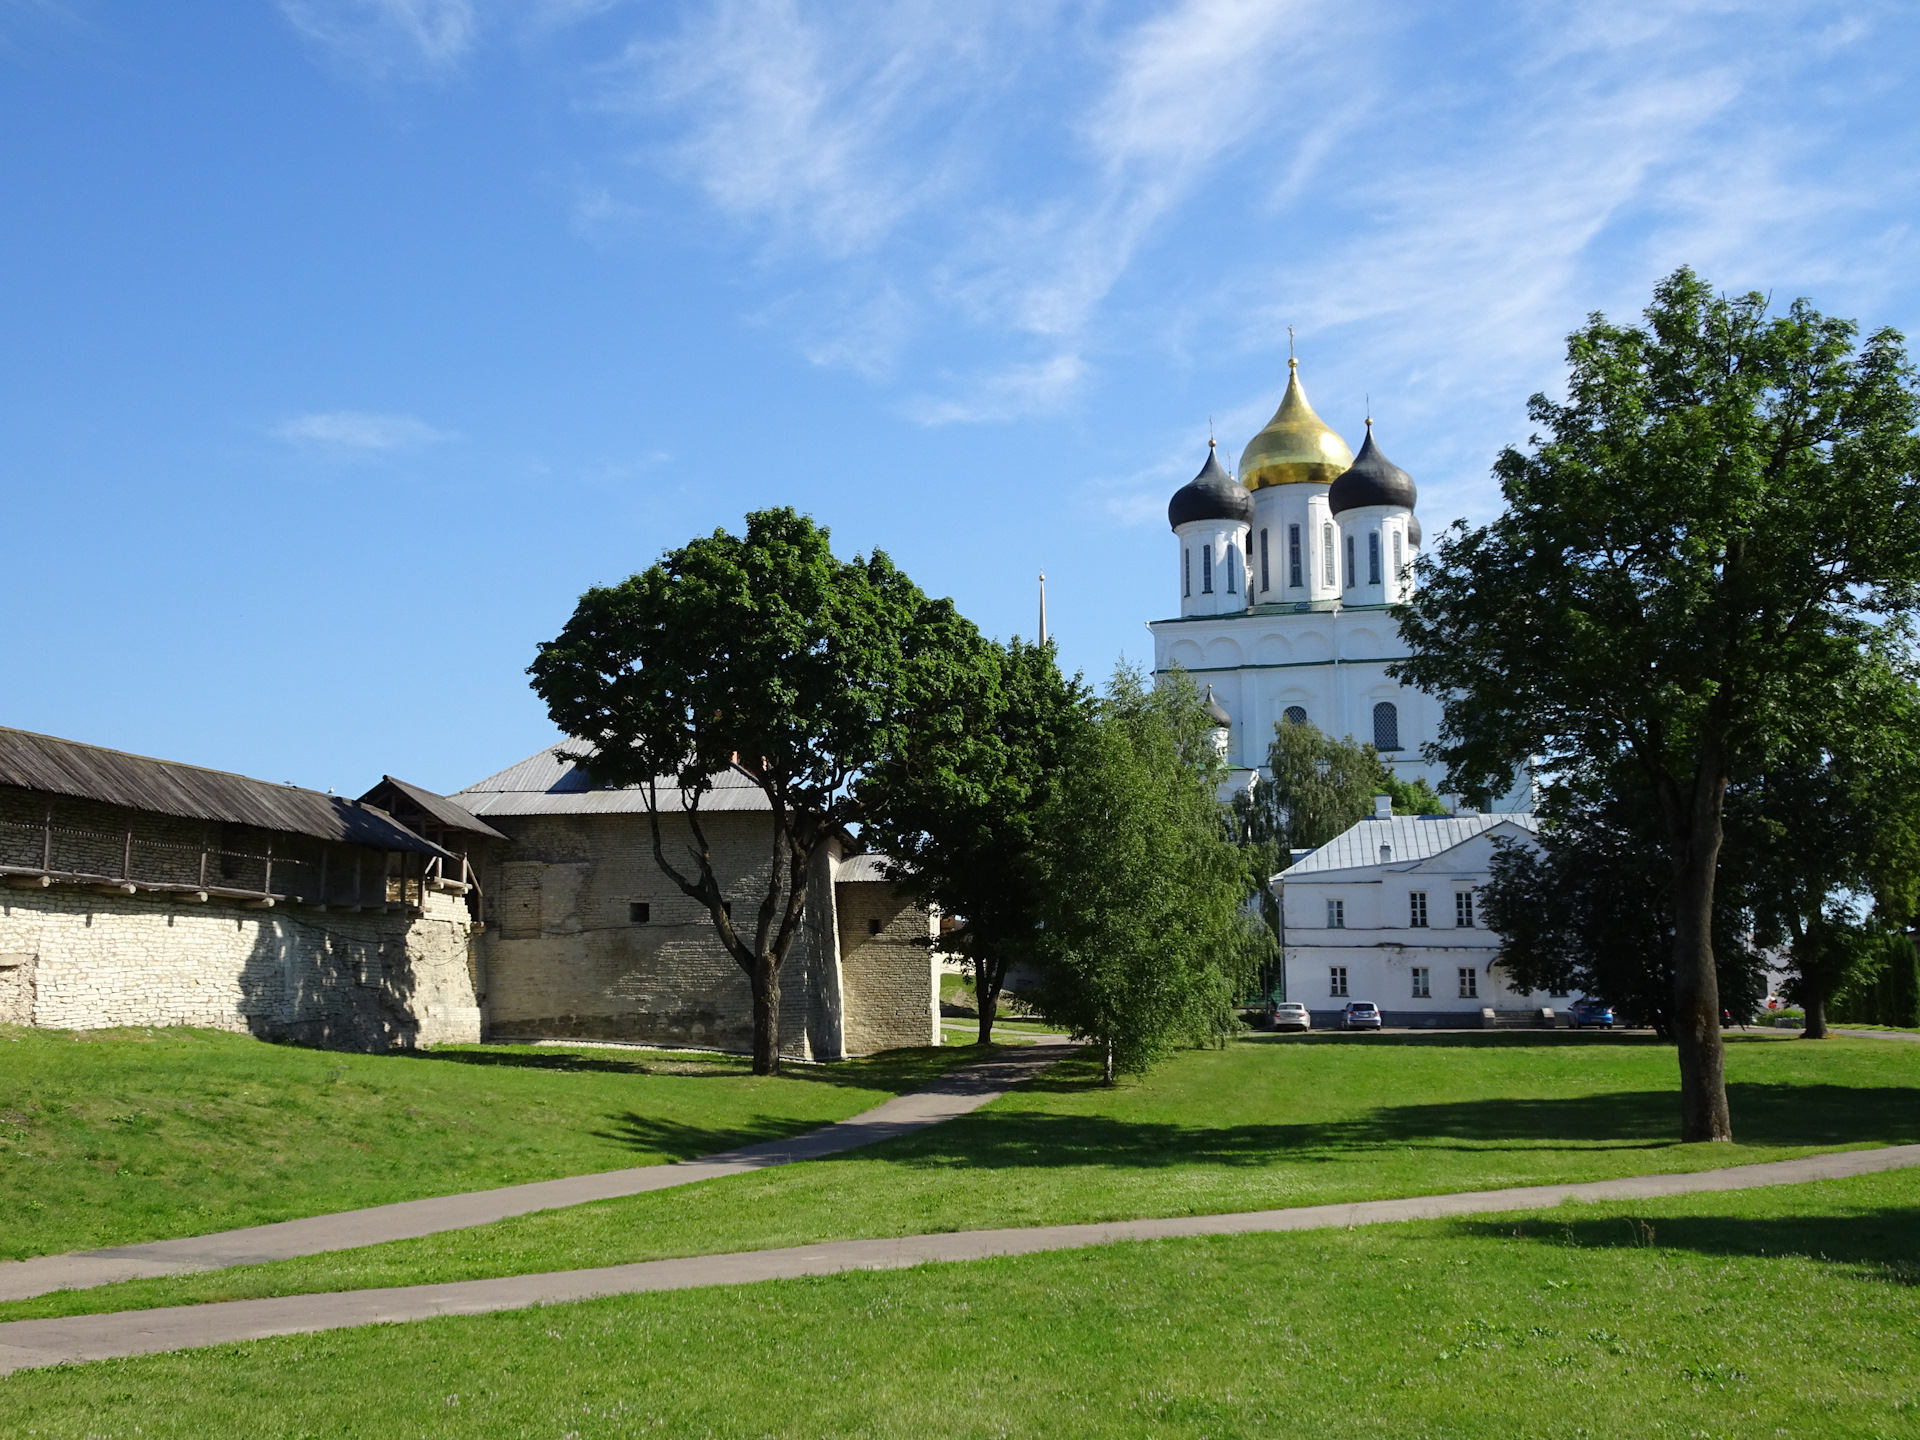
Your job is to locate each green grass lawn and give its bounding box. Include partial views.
[4,1166,1915,1438]
[11,1030,1917,1322]
[0,1026,967,1259]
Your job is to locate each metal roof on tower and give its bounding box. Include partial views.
[1328,420,1417,516]
[1238,359,1354,489]
[1166,440,1255,530]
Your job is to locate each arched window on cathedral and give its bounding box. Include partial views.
[1259,529,1269,592]
[1288,524,1302,588]
[1344,534,1356,589]
[1322,524,1335,588]
[1368,532,1381,585]
[1202,544,1213,593]
[1373,701,1400,751]
[1392,530,1404,583]
[1184,548,1191,598]
[1284,705,1308,726]
[1226,544,1237,594]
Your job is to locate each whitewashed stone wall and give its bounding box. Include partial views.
[0,886,481,1048]
[475,811,933,1058]
[835,881,940,1054]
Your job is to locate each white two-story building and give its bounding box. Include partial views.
[1274,803,1568,1026]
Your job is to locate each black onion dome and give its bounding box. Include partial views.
[1167,441,1255,531]
[1203,685,1232,728]
[1328,422,1417,516]
[1406,512,1423,547]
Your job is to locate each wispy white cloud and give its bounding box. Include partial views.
[608,0,1035,259]
[279,0,478,78]
[275,411,453,450]
[902,352,1085,426]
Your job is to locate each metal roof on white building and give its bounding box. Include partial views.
[449,745,772,818]
[1278,811,1536,879]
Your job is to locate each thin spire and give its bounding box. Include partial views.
[1038,573,1048,646]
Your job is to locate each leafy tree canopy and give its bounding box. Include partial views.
[528,507,993,1073]
[1392,268,1920,1140]
[861,637,1096,1042]
[1034,666,1270,1081]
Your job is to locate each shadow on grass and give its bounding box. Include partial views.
[851,1078,1920,1172]
[403,1045,963,1092]
[1453,1205,1920,1283]
[588,1112,824,1159]
[1240,1031,1699,1049]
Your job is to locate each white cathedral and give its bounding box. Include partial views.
[1149,360,1549,1026]
[1148,356,1526,812]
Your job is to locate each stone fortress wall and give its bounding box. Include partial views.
[0,886,481,1048]
[0,779,482,1049]
[473,810,936,1059]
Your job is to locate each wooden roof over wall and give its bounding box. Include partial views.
[0,726,448,856]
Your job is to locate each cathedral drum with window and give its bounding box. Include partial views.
[1150,359,1442,793]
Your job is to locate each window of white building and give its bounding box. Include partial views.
[1323,524,1335,587]
[1284,705,1307,725]
[1183,548,1190,598]
[1411,967,1430,998]
[1327,898,1345,928]
[1456,891,1475,927]
[1373,702,1399,750]
[1202,545,1213,593]
[1368,532,1381,585]
[1344,534,1355,589]
[1458,967,1478,999]
[1259,529,1270,592]
[1409,891,1428,927]
[1330,966,1348,997]
[1225,545,1237,594]
[1393,529,1405,581]
[1288,524,1302,588]
[1549,986,1570,998]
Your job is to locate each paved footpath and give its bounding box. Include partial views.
[1,1142,1914,1376]
[0,1045,1076,1304]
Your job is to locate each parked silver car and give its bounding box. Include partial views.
[1270,1002,1312,1032]
[1342,1001,1382,1031]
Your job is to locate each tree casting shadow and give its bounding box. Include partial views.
[1452,1205,1920,1283]
[845,1082,1920,1173]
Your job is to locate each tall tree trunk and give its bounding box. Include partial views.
[1670,787,1732,1142]
[974,955,1006,1045]
[1103,1037,1115,1085]
[750,952,782,1076]
[1801,978,1829,1039]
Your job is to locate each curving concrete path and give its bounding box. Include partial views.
[0,1044,1077,1304]
[0,1141,1914,1376]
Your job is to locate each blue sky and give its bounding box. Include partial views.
[3,0,1916,795]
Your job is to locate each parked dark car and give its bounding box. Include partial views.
[1567,999,1615,1029]
[1342,1001,1382,1031]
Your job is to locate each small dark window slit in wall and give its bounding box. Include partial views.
[629,902,651,923]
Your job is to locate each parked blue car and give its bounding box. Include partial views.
[1567,999,1616,1029]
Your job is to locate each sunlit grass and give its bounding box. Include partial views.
[0,1025,968,1258]
[4,1166,1914,1438]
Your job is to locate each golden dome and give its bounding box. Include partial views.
[1238,359,1354,489]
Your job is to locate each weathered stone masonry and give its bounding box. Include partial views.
[0,886,480,1048]
[454,749,939,1059]
[0,728,488,1051]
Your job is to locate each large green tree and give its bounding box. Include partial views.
[861,637,1095,1043]
[1480,767,1768,1033]
[528,508,992,1074]
[1394,269,1920,1140]
[1730,656,1920,1038]
[1034,667,1270,1082]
